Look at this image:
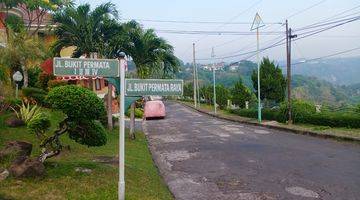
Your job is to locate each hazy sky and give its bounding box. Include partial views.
[76,0,360,64]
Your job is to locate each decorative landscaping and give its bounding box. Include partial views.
[0,108,173,199]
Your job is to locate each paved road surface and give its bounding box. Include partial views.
[143,102,360,200]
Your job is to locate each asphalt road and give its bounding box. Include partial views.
[143,102,360,200]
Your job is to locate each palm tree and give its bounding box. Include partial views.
[121,21,179,78]
[51,2,118,57]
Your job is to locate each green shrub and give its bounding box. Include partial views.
[28,66,42,87]
[36,72,55,90]
[126,108,144,118]
[1,97,21,112]
[279,100,316,123]
[216,85,230,109]
[230,103,360,128]
[299,112,360,128]
[67,120,107,147]
[4,97,22,108]
[47,85,107,147]
[48,79,68,89]
[27,114,51,138]
[230,108,284,122]
[22,87,47,105]
[47,85,106,122]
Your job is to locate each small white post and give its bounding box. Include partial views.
[119,56,126,200]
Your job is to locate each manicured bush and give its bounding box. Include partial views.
[299,112,360,128]
[230,108,284,122]
[230,104,360,128]
[47,85,106,122]
[22,87,47,105]
[46,85,107,147]
[67,120,107,147]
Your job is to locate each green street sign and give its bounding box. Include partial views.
[125,79,183,96]
[53,57,119,77]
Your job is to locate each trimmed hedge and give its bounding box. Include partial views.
[300,112,360,128]
[229,108,284,122]
[230,108,360,128]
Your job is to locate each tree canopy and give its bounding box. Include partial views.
[251,57,286,105]
[231,78,253,108]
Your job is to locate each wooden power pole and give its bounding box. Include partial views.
[286,20,297,124]
[193,43,197,108]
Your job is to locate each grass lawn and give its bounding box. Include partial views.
[0,109,173,200]
[179,101,360,141]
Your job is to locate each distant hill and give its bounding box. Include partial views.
[177,60,360,106]
[279,57,360,86]
[291,75,359,106]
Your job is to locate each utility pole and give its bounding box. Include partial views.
[196,58,200,107]
[212,47,217,114]
[193,43,197,108]
[286,20,297,124]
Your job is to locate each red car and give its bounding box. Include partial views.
[144,100,166,119]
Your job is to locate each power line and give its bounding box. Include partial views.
[294,16,360,40]
[215,35,284,57]
[197,37,286,60]
[122,18,280,25]
[193,0,328,55]
[193,0,264,43]
[286,0,328,19]
[294,15,360,32]
[292,46,360,65]
[155,29,284,35]
[200,15,360,61]
[295,4,360,30]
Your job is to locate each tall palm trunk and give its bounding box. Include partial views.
[129,102,135,140]
[22,65,29,88]
[107,83,113,130]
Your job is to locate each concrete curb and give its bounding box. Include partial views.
[178,101,360,143]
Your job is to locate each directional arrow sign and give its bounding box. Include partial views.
[125,79,183,96]
[53,57,119,77]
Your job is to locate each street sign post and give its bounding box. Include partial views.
[12,71,23,99]
[251,13,265,123]
[125,79,183,96]
[53,56,183,200]
[53,57,119,77]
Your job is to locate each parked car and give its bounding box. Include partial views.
[144,100,166,119]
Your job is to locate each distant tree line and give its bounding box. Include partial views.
[183,57,286,109]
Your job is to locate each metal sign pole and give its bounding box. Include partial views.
[119,57,125,200]
[257,27,262,123]
[251,12,264,123]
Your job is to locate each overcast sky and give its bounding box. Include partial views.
[76,0,360,64]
